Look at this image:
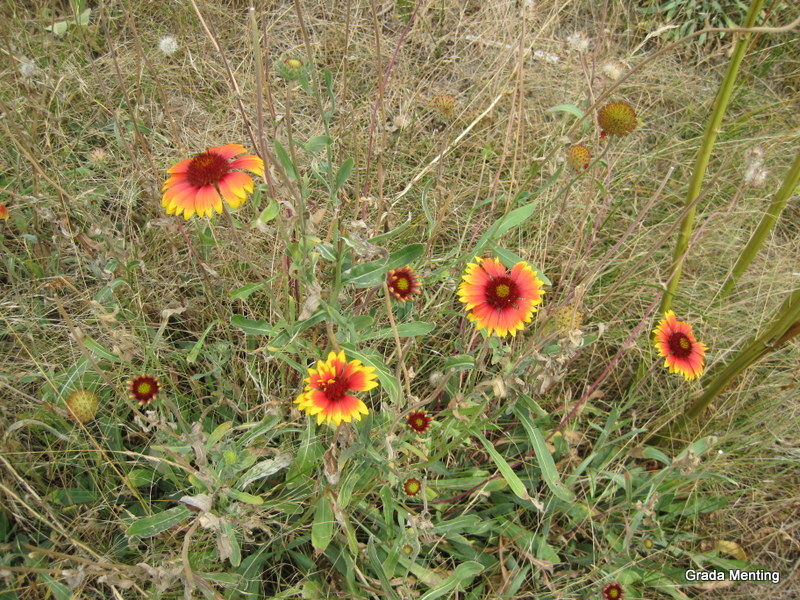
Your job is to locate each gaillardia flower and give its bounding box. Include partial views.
[598,102,637,138]
[127,374,161,406]
[653,311,707,381]
[602,582,625,600]
[0,203,9,221]
[458,257,545,337]
[294,351,377,426]
[406,410,432,434]
[566,144,591,172]
[161,144,264,219]
[387,266,421,302]
[403,477,421,497]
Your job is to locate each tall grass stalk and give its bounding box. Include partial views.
[678,286,800,428]
[719,150,800,299]
[660,0,766,314]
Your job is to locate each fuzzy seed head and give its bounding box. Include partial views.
[66,389,100,423]
[598,102,637,137]
[158,35,179,55]
[551,305,583,332]
[566,145,591,172]
[431,94,457,119]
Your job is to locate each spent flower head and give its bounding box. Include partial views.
[566,145,591,173]
[158,35,179,56]
[66,389,100,423]
[598,102,637,138]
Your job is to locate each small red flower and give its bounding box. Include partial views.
[387,266,421,302]
[406,410,432,434]
[602,582,625,600]
[0,203,9,221]
[127,374,161,406]
[403,477,421,497]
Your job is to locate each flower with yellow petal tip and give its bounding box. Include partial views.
[602,582,625,600]
[406,410,432,434]
[387,265,421,302]
[457,256,545,337]
[294,351,378,427]
[161,144,264,220]
[403,477,421,497]
[127,374,161,406]
[653,311,707,381]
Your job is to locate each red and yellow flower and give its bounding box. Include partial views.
[457,257,544,337]
[653,311,707,381]
[294,351,377,426]
[406,410,432,434]
[0,203,9,221]
[403,477,422,497]
[602,582,625,600]
[127,374,161,406]
[387,266,421,302]
[161,144,264,219]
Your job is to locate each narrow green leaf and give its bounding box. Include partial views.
[361,321,435,341]
[335,157,354,191]
[311,493,334,552]
[341,260,386,287]
[386,243,425,270]
[231,315,272,336]
[513,406,575,502]
[187,320,218,363]
[443,354,475,372]
[369,213,413,243]
[417,561,484,600]
[236,454,293,489]
[421,179,436,236]
[229,282,265,301]
[546,103,585,119]
[228,489,264,505]
[471,430,530,501]
[126,505,192,538]
[274,140,297,180]
[39,574,71,600]
[472,202,538,255]
[83,336,121,363]
[220,519,242,567]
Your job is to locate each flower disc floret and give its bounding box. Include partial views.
[403,477,421,497]
[161,144,264,220]
[406,410,432,434]
[457,257,545,337]
[127,374,161,406]
[598,102,637,138]
[653,311,707,381]
[294,351,377,427]
[566,144,591,172]
[602,582,625,600]
[387,266,421,302]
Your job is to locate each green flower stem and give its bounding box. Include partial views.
[678,286,800,427]
[719,150,800,299]
[660,0,766,314]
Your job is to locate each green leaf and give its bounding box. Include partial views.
[417,562,484,600]
[369,213,413,243]
[46,488,98,506]
[421,179,436,236]
[546,103,585,119]
[187,320,218,363]
[304,135,333,155]
[231,315,272,336]
[275,140,297,180]
[83,336,121,363]
[471,430,530,502]
[229,282,265,301]
[236,454,294,489]
[335,157,354,191]
[361,321,435,341]
[512,406,575,502]
[443,354,475,372]
[220,519,242,567]
[311,493,334,552]
[386,243,425,270]
[227,489,264,505]
[46,20,70,35]
[77,7,91,25]
[257,198,280,223]
[39,574,72,600]
[126,468,158,488]
[125,505,192,538]
[472,202,538,256]
[341,260,386,288]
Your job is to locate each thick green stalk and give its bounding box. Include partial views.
[719,150,800,298]
[660,0,766,313]
[678,287,800,426]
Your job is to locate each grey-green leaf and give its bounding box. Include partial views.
[125,505,192,538]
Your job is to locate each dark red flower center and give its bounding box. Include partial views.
[485,276,519,309]
[320,374,349,403]
[186,152,230,188]
[667,332,693,358]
